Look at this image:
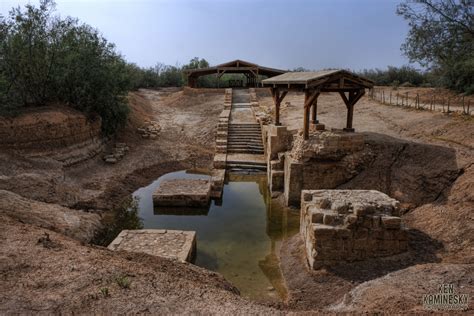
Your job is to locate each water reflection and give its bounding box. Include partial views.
[132,170,299,302]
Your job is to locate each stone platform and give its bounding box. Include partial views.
[108,229,196,262]
[153,179,211,207]
[300,190,408,269]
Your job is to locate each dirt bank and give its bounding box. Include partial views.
[0,214,277,314]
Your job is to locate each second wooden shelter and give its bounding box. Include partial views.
[262,70,374,139]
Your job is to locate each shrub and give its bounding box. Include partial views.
[115,276,131,289]
[0,0,130,135]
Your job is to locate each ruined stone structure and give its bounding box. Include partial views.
[266,127,371,205]
[300,190,408,269]
[108,229,196,263]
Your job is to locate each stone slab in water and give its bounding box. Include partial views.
[153,179,211,207]
[108,229,196,262]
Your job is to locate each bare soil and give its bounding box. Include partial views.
[1,87,473,314]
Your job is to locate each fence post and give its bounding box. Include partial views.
[406,92,409,107]
[389,91,392,105]
[447,98,450,113]
[462,96,465,114]
[396,93,399,106]
[468,100,471,115]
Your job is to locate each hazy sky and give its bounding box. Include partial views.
[1,0,412,71]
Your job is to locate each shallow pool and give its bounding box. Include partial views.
[132,170,299,301]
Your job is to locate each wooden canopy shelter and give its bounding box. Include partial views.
[262,70,374,139]
[184,59,285,88]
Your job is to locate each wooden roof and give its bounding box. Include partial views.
[183,59,286,77]
[262,70,374,90]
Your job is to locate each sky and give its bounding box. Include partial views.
[0,0,412,71]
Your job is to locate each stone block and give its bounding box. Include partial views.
[153,179,211,207]
[311,211,324,224]
[323,213,337,225]
[213,154,226,168]
[300,189,406,270]
[345,215,358,225]
[332,201,349,214]
[312,224,336,237]
[381,216,402,229]
[108,229,196,263]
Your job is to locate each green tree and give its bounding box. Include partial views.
[0,0,130,134]
[397,0,474,93]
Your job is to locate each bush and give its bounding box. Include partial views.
[0,0,130,135]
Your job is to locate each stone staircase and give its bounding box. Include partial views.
[225,89,267,172]
[227,123,264,155]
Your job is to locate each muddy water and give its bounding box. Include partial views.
[132,170,300,302]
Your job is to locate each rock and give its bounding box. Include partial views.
[381,216,402,229]
[105,157,118,164]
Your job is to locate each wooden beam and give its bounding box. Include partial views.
[304,89,320,108]
[303,91,310,139]
[340,89,365,132]
[271,88,288,126]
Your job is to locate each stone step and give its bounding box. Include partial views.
[229,125,261,129]
[228,142,263,145]
[229,124,260,126]
[227,149,264,154]
[228,144,263,148]
[228,133,261,136]
[228,134,262,138]
[229,124,260,128]
[226,163,267,171]
[227,141,263,146]
[226,160,266,166]
[228,129,261,132]
[228,137,262,141]
[227,146,264,151]
[229,128,261,131]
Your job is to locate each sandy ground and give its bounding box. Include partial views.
[1,87,473,313]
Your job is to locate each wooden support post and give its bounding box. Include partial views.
[303,95,310,139]
[339,89,364,132]
[302,89,320,139]
[311,98,318,124]
[272,88,288,126]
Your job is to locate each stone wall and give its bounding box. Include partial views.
[0,107,104,165]
[300,190,408,269]
[283,130,372,205]
[213,88,231,169]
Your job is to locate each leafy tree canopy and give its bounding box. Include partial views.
[397,0,474,93]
